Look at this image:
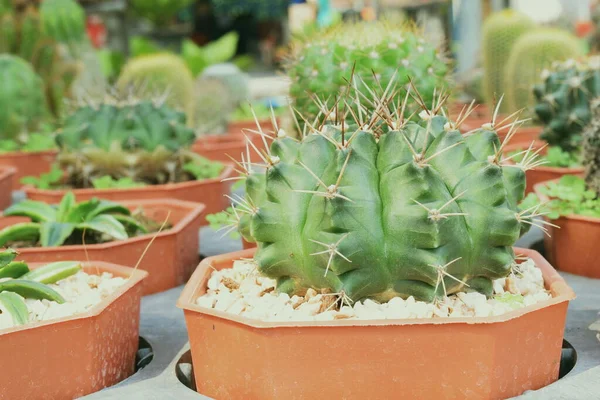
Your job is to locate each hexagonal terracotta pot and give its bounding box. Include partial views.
[0,261,147,399]
[0,166,15,210]
[535,180,600,278]
[504,140,584,194]
[178,247,574,400]
[0,149,57,188]
[0,199,204,295]
[22,165,233,225]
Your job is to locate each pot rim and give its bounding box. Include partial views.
[0,198,206,252]
[0,260,147,336]
[22,164,234,197]
[177,247,575,329]
[534,178,600,224]
[0,149,58,158]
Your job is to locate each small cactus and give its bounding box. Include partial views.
[534,57,600,152]
[223,83,539,303]
[505,28,583,114]
[201,63,249,107]
[482,10,535,113]
[583,98,600,195]
[194,76,234,135]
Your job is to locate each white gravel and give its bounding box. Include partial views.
[196,258,552,321]
[0,271,126,330]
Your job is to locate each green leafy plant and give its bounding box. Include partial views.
[0,192,147,247]
[0,133,56,154]
[0,249,82,326]
[21,165,63,189]
[183,158,224,180]
[91,176,147,189]
[206,207,240,239]
[508,146,580,168]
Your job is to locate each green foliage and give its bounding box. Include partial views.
[505,28,583,114]
[509,146,580,168]
[229,87,529,302]
[183,157,225,180]
[0,192,147,247]
[206,207,240,239]
[211,0,289,20]
[535,58,600,152]
[0,251,82,326]
[129,0,194,26]
[525,175,600,219]
[286,21,450,122]
[0,55,47,139]
[0,133,56,154]
[494,292,525,308]
[231,101,284,122]
[482,10,535,112]
[91,176,147,189]
[21,165,62,189]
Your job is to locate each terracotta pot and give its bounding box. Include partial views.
[534,180,600,278]
[504,140,584,194]
[178,247,574,400]
[0,261,147,400]
[0,149,57,188]
[0,166,15,210]
[241,238,255,250]
[192,131,273,164]
[0,199,204,295]
[22,165,234,225]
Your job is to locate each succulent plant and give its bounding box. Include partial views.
[39,0,86,49]
[534,58,600,153]
[54,92,224,187]
[0,192,147,247]
[222,84,540,303]
[583,98,600,195]
[0,54,47,139]
[286,21,450,123]
[200,63,249,107]
[193,77,234,134]
[116,53,196,124]
[482,10,535,112]
[0,250,83,326]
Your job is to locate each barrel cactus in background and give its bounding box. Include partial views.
[201,63,249,107]
[223,85,539,302]
[39,0,87,50]
[482,10,535,112]
[117,53,196,125]
[130,0,194,26]
[534,57,600,152]
[286,21,450,123]
[505,28,583,115]
[582,98,600,195]
[0,54,47,139]
[194,77,235,134]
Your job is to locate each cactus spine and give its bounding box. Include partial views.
[583,98,600,195]
[228,84,534,302]
[505,28,582,115]
[534,57,600,152]
[482,10,535,112]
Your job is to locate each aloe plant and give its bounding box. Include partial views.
[0,193,147,247]
[0,249,81,327]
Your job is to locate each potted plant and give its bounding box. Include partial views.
[178,86,573,399]
[0,250,147,399]
[0,165,15,210]
[20,93,233,223]
[503,58,599,192]
[0,193,204,294]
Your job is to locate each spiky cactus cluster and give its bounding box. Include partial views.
[505,28,582,114]
[482,10,535,112]
[224,84,539,303]
[0,54,47,139]
[117,53,196,125]
[286,21,449,123]
[55,92,205,187]
[583,98,600,195]
[534,57,600,152]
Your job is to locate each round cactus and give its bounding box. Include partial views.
[229,86,536,302]
[482,10,535,112]
[39,0,87,46]
[505,28,583,114]
[0,54,47,139]
[201,63,249,107]
[116,53,196,125]
[534,57,600,152]
[194,76,234,134]
[286,21,450,123]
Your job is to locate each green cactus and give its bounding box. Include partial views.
[286,21,450,123]
[194,76,234,134]
[39,0,86,49]
[226,86,534,302]
[116,53,196,125]
[582,98,600,195]
[505,28,583,114]
[482,10,535,112]
[533,58,600,153]
[54,92,223,187]
[201,63,249,107]
[0,54,47,139]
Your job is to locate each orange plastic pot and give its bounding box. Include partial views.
[241,238,255,250]
[0,166,15,210]
[534,180,600,278]
[504,140,584,194]
[192,131,273,164]
[0,199,204,295]
[178,247,574,400]
[228,119,275,135]
[22,165,234,225]
[0,149,57,188]
[0,261,147,400]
